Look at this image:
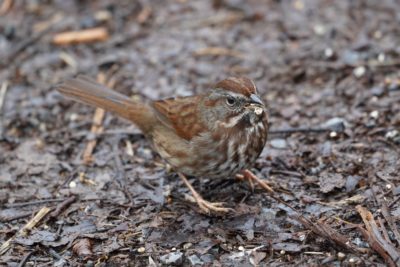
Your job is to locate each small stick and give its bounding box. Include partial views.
[82,73,107,164]
[381,201,400,245]
[0,81,8,136]
[137,5,152,24]
[48,248,67,265]
[389,195,400,208]
[0,207,51,255]
[240,169,274,193]
[242,170,362,254]
[49,195,76,218]
[193,47,244,58]
[0,81,8,113]
[269,127,331,135]
[53,27,109,45]
[20,207,52,235]
[5,198,66,208]
[113,139,133,204]
[377,216,392,244]
[356,205,400,267]
[17,250,34,267]
[0,0,13,15]
[1,211,32,222]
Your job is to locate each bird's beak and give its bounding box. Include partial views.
[249,94,264,106]
[247,94,264,116]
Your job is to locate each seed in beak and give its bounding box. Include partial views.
[253,106,263,116]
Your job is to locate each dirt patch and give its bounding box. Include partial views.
[1,0,400,266]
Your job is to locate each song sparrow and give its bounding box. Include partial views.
[57,76,268,214]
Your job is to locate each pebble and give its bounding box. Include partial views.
[313,24,326,35]
[183,242,192,250]
[337,252,346,260]
[270,138,287,149]
[329,131,337,138]
[353,66,366,78]
[369,110,379,119]
[377,53,385,62]
[160,251,183,265]
[385,130,398,139]
[324,48,334,59]
[69,181,77,188]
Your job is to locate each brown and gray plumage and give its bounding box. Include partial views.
[57,76,268,213]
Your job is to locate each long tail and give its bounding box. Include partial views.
[56,76,155,132]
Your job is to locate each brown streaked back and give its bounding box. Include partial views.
[152,95,206,141]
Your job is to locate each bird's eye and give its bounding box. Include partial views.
[226,96,236,106]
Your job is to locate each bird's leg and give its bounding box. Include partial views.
[178,173,233,214]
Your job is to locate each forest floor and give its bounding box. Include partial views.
[1,0,400,266]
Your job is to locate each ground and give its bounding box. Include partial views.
[1,0,400,266]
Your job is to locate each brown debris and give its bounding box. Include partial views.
[0,0,13,15]
[0,207,51,255]
[137,5,152,24]
[82,74,107,165]
[193,47,244,58]
[72,238,93,258]
[49,195,77,218]
[356,205,400,267]
[2,1,400,266]
[52,27,109,45]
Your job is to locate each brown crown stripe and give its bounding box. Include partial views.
[214,77,257,97]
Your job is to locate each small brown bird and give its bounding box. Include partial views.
[57,76,268,214]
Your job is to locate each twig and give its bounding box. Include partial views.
[375,172,395,189]
[0,81,8,113]
[241,169,274,193]
[269,127,331,135]
[356,205,400,267]
[243,170,363,254]
[137,5,152,24]
[113,138,133,204]
[52,27,109,45]
[269,169,304,178]
[20,207,51,235]
[0,81,9,137]
[5,198,66,208]
[0,207,51,255]
[17,250,34,267]
[378,216,392,244]
[0,0,13,15]
[49,195,76,218]
[381,201,400,245]
[389,195,400,208]
[294,215,362,253]
[1,211,33,222]
[82,74,107,164]
[193,47,244,58]
[48,248,67,265]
